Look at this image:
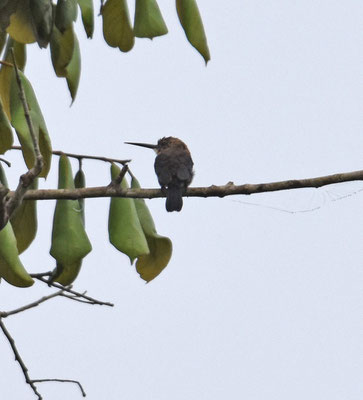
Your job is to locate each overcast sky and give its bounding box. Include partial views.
[1,1,363,399]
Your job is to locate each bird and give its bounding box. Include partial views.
[125,137,194,212]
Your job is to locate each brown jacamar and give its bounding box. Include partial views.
[125,137,194,212]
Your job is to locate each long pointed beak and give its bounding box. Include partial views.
[125,141,158,150]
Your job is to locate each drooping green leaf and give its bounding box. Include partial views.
[0,98,13,154]
[0,165,34,287]
[51,159,86,286]
[50,155,92,265]
[10,178,38,254]
[55,0,78,33]
[9,69,52,177]
[50,24,80,102]
[0,222,34,287]
[131,176,172,282]
[102,0,134,52]
[29,0,53,48]
[134,0,168,39]
[65,32,81,102]
[50,25,75,77]
[6,0,37,44]
[176,0,210,64]
[108,163,149,263]
[77,0,94,38]
[0,39,26,120]
[52,259,82,286]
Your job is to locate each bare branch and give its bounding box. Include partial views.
[108,164,129,187]
[31,275,114,307]
[0,290,64,318]
[11,146,131,165]
[13,168,363,201]
[32,379,86,397]
[0,318,43,399]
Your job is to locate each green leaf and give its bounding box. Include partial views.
[9,69,52,177]
[102,0,134,52]
[51,160,87,285]
[52,259,82,286]
[50,24,80,102]
[134,0,168,39]
[0,98,13,154]
[50,155,92,265]
[65,32,81,102]
[108,164,149,263]
[50,25,75,77]
[77,0,94,38]
[29,0,53,48]
[10,178,38,254]
[0,222,34,287]
[131,176,172,282]
[55,0,78,33]
[6,0,37,44]
[0,0,19,32]
[0,39,26,120]
[176,0,210,64]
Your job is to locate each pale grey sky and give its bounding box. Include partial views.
[1,1,363,399]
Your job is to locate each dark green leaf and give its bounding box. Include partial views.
[29,0,53,48]
[55,0,78,33]
[6,0,37,44]
[0,0,20,32]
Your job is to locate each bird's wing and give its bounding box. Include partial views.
[176,154,194,183]
[154,153,172,185]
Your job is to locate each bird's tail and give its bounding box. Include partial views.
[166,185,183,212]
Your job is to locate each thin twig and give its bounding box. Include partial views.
[11,146,131,165]
[0,318,43,400]
[32,379,86,397]
[0,290,64,318]
[31,275,114,307]
[108,164,129,187]
[14,168,363,201]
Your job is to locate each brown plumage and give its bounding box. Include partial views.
[125,137,194,212]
